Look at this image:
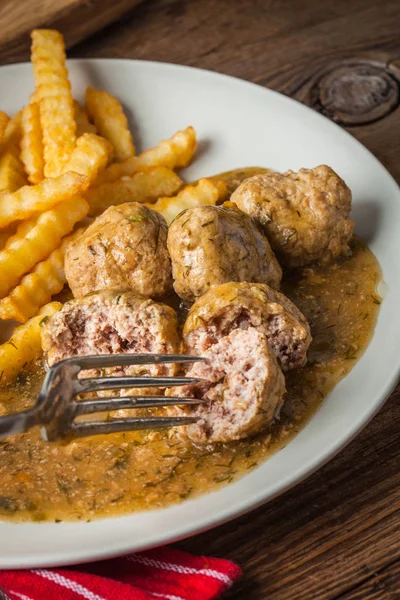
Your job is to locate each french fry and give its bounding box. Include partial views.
[0,229,83,323]
[94,126,197,186]
[0,196,89,298]
[0,301,62,385]
[0,114,27,192]
[146,178,227,225]
[0,112,10,146]
[74,100,97,136]
[0,225,16,252]
[0,172,88,229]
[86,166,183,216]
[85,87,134,161]
[31,29,76,177]
[20,102,44,184]
[30,91,40,104]
[62,133,112,183]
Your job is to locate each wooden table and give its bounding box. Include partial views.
[2,0,400,597]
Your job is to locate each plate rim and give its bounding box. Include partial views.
[0,57,399,569]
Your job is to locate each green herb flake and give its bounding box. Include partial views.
[39,316,49,327]
[127,215,145,223]
[0,496,17,513]
[88,245,97,255]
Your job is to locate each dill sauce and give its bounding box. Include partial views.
[0,169,381,522]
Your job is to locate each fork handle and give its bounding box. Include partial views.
[0,408,40,440]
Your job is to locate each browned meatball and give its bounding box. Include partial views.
[65,202,173,299]
[183,281,311,371]
[41,289,181,389]
[168,327,285,444]
[167,203,282,303]
[231,165,354,268]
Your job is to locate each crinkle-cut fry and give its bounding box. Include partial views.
[31,29,76,177]
[94,126,197,186]
[85,86,135,161]
[86,166,183,217]
[146,178,227,225]
[0,225,16,252]
[0,229,83,323]
[39,96,76,178]
[0,301,62,385]
[30,91,40,104]
[0,172,88,229]
[2,112,21,145]
[0,113,27,193]
[0,196,89,298]
[0,112,10,146]
[0,154,27,193]
[62,133,112,183]
[74,101,97,136]
[20,102,44,184]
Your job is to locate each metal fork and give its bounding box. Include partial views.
[0,354,207,442]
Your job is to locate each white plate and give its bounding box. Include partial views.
[0,59,399,569]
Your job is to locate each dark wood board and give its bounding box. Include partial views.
[0,0,146,65]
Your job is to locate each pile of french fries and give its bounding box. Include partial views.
[0,29,227,384]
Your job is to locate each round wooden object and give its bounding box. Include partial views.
[310,62,400,126]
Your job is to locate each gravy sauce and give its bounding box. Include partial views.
[0,168,381,522]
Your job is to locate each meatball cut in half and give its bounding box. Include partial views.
[168,328,285,444]
[65,202,173,299]
[41,289,181,388]
[183,281,311,371]
[231,165,354,268]
[167,203,282,303]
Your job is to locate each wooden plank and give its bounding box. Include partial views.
[0,0,146,65]
[73,0,400,182]
[337,559,400,599]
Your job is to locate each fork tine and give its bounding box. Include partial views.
[59,354,207,370]
[76,376,206,394]
[75,396,204,415]
[68,416,198,439]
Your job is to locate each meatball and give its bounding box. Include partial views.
[168,327,285,444]
[167,203,282,303]
[183,281,311,371]
[231,165,354,268]
[41,289,181,388]
[65,202,173,299]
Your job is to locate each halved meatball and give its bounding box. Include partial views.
[41,289,181,387]
[167,203,282,303]
[65,202,173,299]
[231,165,354,268]
[168,327,285,444]
[183,281,311,371]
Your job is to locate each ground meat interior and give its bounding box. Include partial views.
[169,327,285,444]
[47,301,176,382]
[186,309,303,371]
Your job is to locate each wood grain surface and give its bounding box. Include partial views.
[1,1,400,598]
[0,0,145,65]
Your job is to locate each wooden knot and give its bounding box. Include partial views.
[310,62,400,126]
